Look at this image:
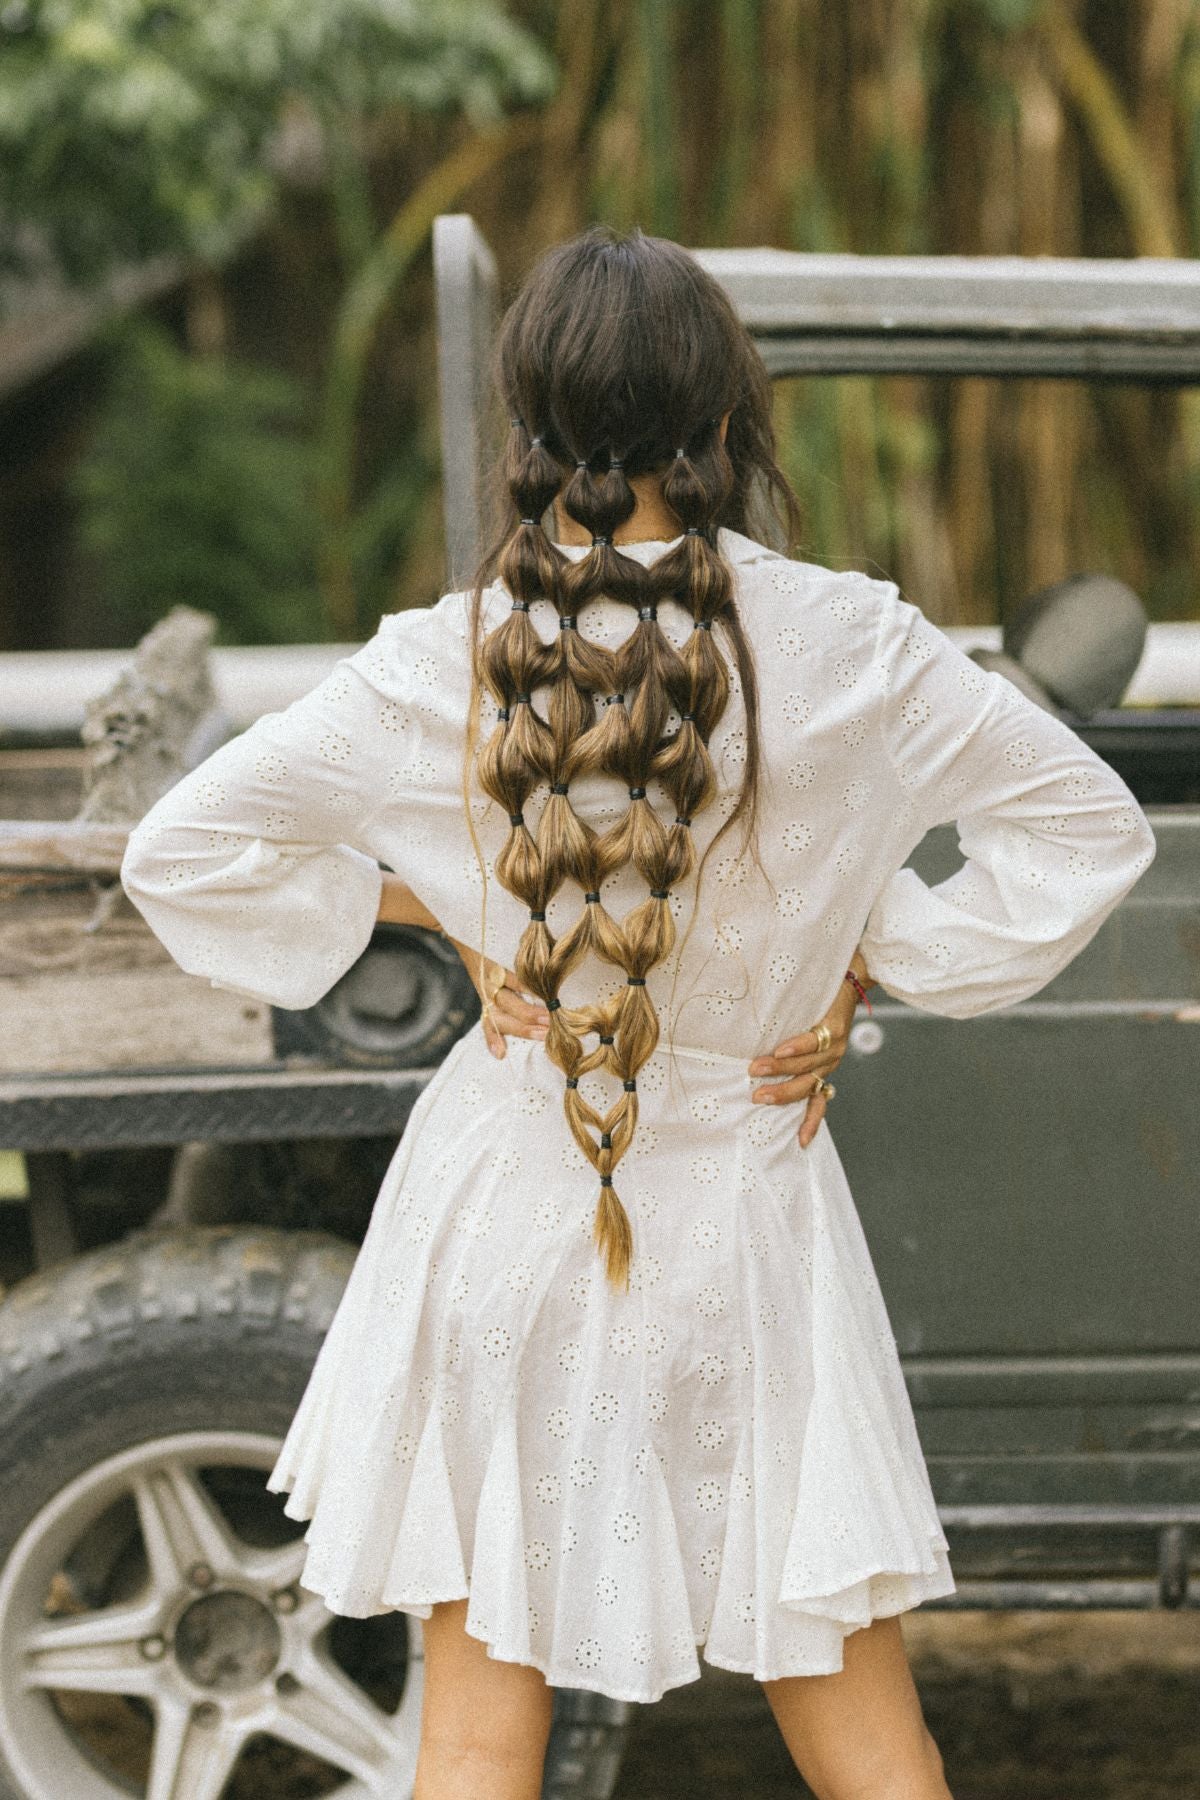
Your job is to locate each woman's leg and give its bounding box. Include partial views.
[414,1598,555,1800]
[760,1615,952,1800]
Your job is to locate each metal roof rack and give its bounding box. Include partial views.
[433,213,1200,587]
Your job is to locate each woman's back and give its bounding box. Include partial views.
[120,522,1153,1101]
[121,521,1153,1170]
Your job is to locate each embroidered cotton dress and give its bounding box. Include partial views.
[120,528,1156,1703]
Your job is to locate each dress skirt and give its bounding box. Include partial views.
[265,1020,955,1705]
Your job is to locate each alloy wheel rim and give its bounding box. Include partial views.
[0,1431,423,1799]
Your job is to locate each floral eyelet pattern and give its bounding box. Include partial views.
[120,531,1154,1706]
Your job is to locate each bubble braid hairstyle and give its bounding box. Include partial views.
[464,226,801,1290]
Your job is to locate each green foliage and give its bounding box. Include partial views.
[971,0,1041,32]
[0,0,554,288]
[71,320,329,644]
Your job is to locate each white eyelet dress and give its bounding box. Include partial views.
[120,528,1157,1704]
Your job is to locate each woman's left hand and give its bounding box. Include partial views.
[747,977,859,1148]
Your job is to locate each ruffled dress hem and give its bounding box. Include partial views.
[266,1461,955,1705]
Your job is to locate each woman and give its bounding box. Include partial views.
[120,227,1156,1800]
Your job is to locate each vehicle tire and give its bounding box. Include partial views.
[271,924,480,1069]
[0,1225,630,1800]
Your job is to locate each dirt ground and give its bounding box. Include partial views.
[610,1612,1200,1799]
[45,1607,1200,1796]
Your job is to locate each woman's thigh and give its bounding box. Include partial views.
[415,1598,555,1800]
[760,1615,951,1800]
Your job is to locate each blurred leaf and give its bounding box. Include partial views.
[0,0,554,291]
[972,0,1040,32]
[71,319,328,643]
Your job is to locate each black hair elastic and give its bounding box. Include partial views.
[680,711,694,721]
[675,815,692,827]
[686,527,704,538]
[510,415,524,427]
[694,618,713,631]
[566,1076,579,1088]
[592,534,612,547]
[509,812,525,827]
[600,1174,614,1188]
[599,1033,615,1046]
[638,605,657,622]
[529,909,546,922]
[603,692,625,706]
[546,998,562,1012]
[674,447,686,459]
[628,786,646,800]
[511,598,530,612]
[497,706,510,721]
[550,782,569,795]
[623,1078,637,1091]
[558,615,576,631]
[627,976,646,987]
[650,888,669,899]
[600,1131,612,1148]
[584,891,600,904]
[609,455,625,470]
[531,434,545,447]
[515,691,532,704]
[519,517,538,527]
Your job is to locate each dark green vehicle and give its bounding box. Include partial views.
[0,220,1195,1799]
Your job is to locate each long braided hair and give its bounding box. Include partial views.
[465,227,800,1291]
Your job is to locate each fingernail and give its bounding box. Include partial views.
[536,1013,551,1025]
[533,1026,548,1038]
[749,1060,768,1075]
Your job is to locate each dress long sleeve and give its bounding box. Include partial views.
[857,582,1157,1018]
[119,607,456,1012]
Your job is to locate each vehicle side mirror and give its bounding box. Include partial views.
[1002,573,1148,717]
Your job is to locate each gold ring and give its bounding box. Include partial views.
[812,1021,832,1054]
[813,1075,836,1100]
[479,959,507,1031]
[485,964,507,1003]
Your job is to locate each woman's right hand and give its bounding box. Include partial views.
[445,935,551,1059]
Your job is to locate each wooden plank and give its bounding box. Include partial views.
[0,881,274,1070]
[0,963,274,1073]
[0,819,129,873]
[0,748,86,822]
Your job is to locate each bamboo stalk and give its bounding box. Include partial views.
[316,113,543,639]
[1036,1,1178,256]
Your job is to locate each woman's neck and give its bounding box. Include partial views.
[551,473,683,546]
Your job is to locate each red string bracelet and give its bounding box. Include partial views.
[843,967,873,1014]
